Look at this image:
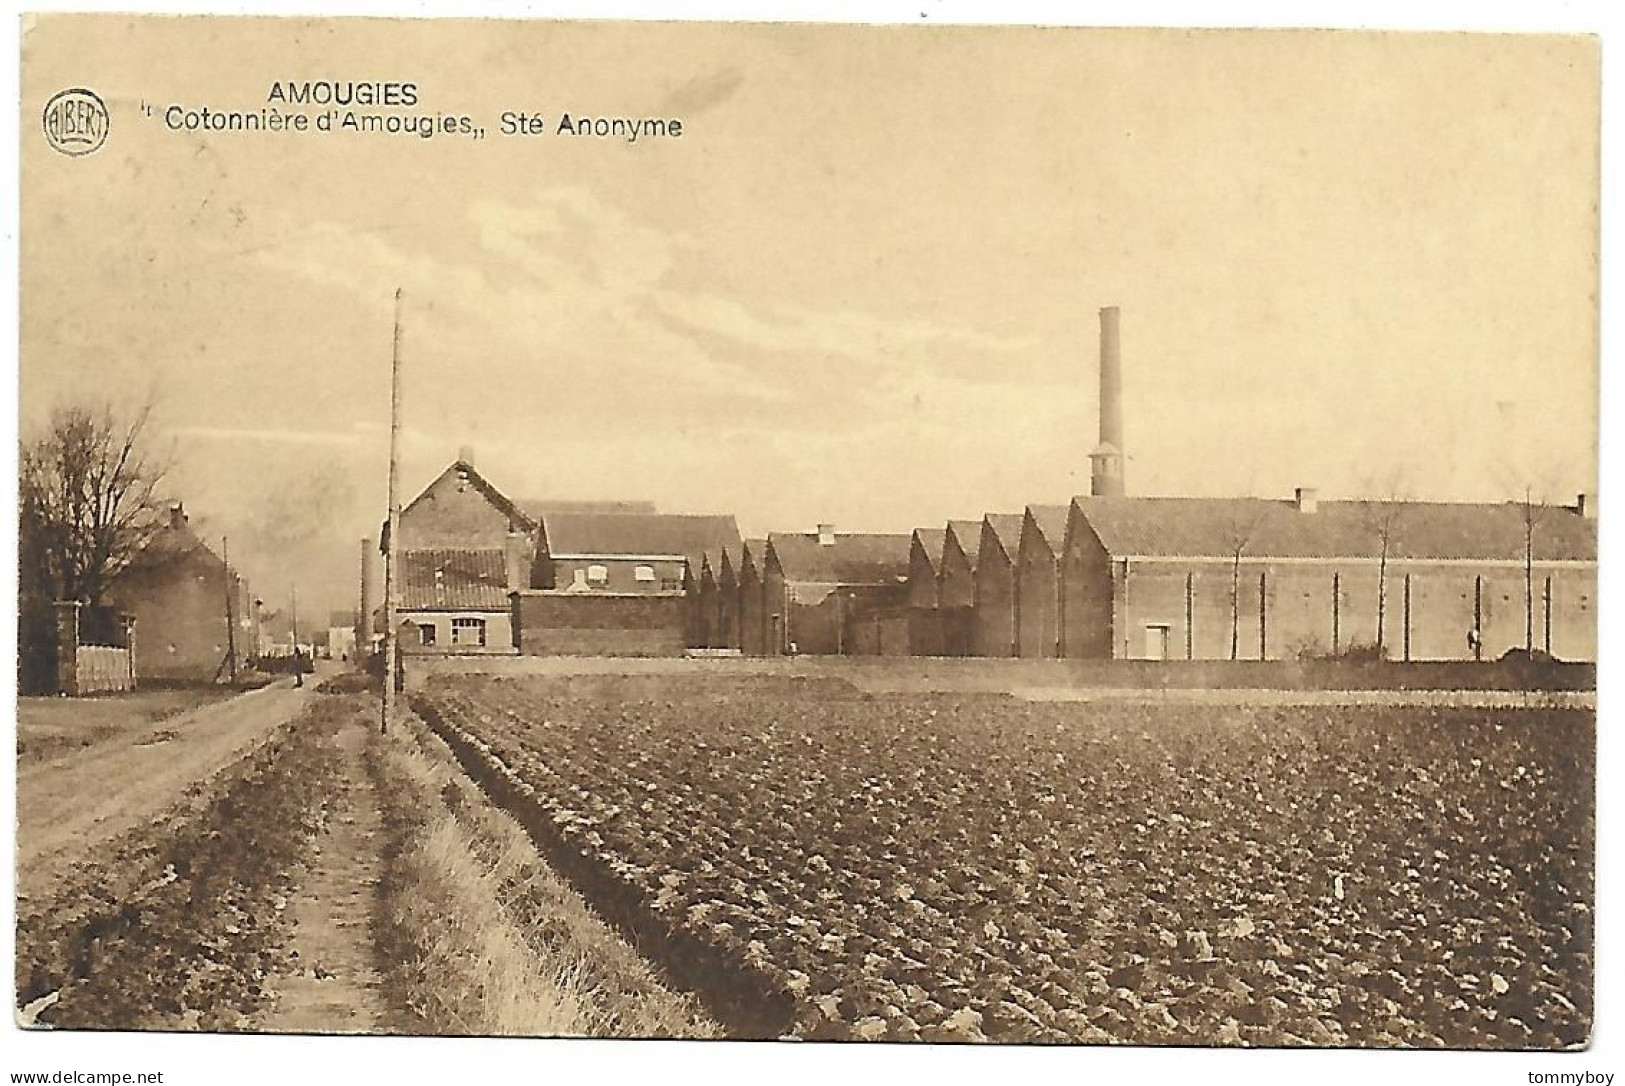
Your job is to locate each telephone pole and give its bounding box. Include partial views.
[382,287,404,733]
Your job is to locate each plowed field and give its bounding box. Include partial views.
[415,673,1592,1047]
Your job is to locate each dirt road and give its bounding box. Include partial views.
[15,678,316,913]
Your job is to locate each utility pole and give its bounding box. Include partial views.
[383,287,404,733]
[222,535,238,683]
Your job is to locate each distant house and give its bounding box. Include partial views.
[939,519,983,656]
[327,609,358,660]
[763,527,912,655]
[107,503,253,683]
[1016,505,1071,659]
[972,514,1024,658]
[1059,492,1598,661]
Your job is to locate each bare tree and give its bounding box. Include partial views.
[1222,501,1269,661]
[19,399,170,607]
[1359,470,1413,658]
[1517,486,1553,654]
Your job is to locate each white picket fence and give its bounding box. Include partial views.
[75,644,135,694]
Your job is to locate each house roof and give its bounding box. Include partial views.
[1070,496,1598,563]
[400,548,512,610]
[395,459,657,540]
[1024,505,1071,556]
[946,520,984,568]
[399,460,537,532]
[768,532,913,585]
[538,513,741,564]
[913,528,949,573]
[981,514,1026,564]
[519,499,657,519]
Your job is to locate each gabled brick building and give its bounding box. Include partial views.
[107,503,254,682]
[973,514,1024,657]
[1016,505,1071,659]
[737,539,770,655]
[1060,492,1598,661]
[763,527,912,655]
[938,519,983,656]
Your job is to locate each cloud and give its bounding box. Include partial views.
[171,425,367,447]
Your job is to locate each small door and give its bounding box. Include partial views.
[1144,624,1171,661]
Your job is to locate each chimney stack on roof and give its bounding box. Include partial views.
[1295,487,1319,514]
[169,501,187,529]
[504,530,530,592]
[1577,492,1596,520]
[816,523,837,546]
[457,444,476,466]
[1090,306,1126,498]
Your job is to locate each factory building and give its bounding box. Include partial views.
[972,514,1025,657]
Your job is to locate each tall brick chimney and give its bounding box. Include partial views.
[357,536,374,655]
[1090,306,1126,497]
[504,531,530,591]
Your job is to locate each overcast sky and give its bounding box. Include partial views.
[20,18,1598,615]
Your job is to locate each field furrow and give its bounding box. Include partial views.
[415,673,1593,1047]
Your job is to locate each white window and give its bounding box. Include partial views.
[451,617,487,648]
[587,564,609,585]
[634,565,657,582]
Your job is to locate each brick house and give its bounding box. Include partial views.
[1060,491,1598,661]
[762,527,912,655]
[390,451,663,656]
[398,542,527,655]
[535,512,740,597]
[972,513,1025,658]
[1015,505,1071,658]
[107,503,255,682]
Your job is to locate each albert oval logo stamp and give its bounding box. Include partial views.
[42,88,110,156]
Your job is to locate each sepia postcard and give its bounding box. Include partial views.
[12,10,1605,1083]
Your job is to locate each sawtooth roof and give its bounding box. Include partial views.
[1024,505,1071,556]
[946,520,984,568]
[981,514,1026,564]
[1070,496,1597,562]
[913,528,949,573]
